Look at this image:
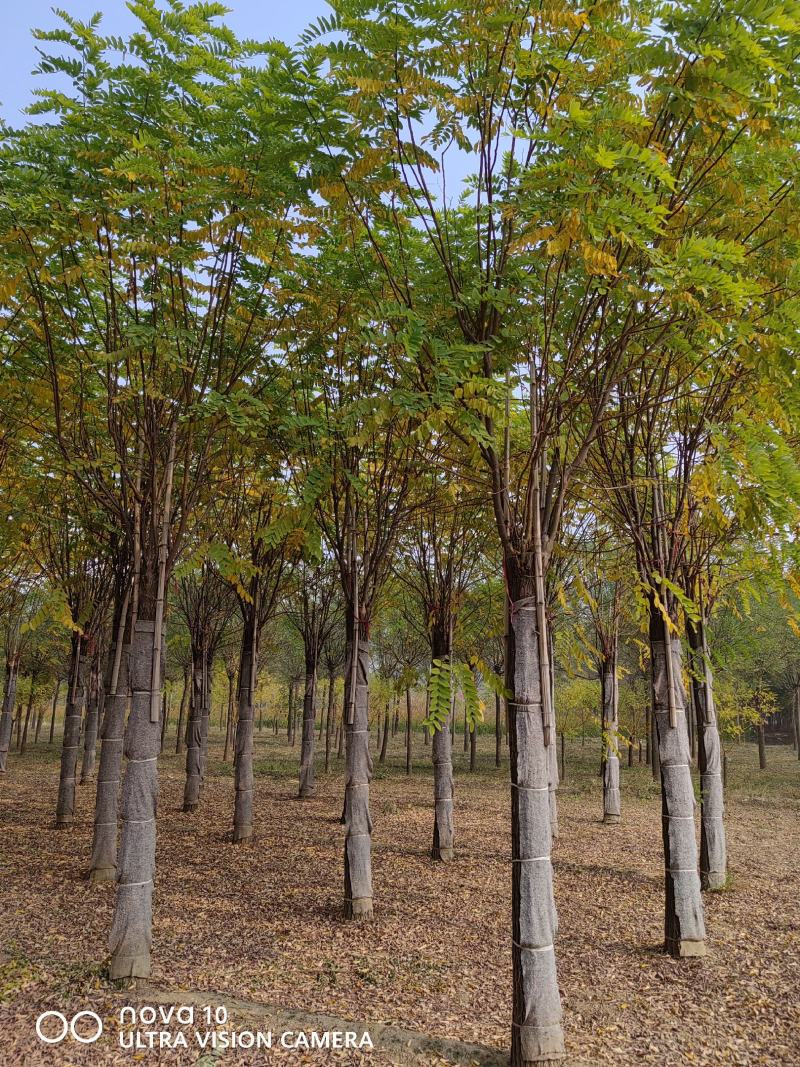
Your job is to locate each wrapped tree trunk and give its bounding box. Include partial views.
[686,617,726,891]
[175,667,189,754]
[546,625,559,840]
[89,639,129,882]
[649,604,706,957]
[56,635,88,828]
[232,610,258,842]
[298,652,318,798]
[80,656,102,784]
[342,612,373,920]
[0,651,20,773]
[108,613,162,979]
[507,579,564,1064]
[431,635,455,862]
[601,652,621,825]
[182,650,205,812]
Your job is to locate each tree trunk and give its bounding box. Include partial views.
[342,613,373,920]
[48,677,60,744]
[645,705,651,766]
[34,699,45,745]
[80,659,102,783]
[337,712,345,759]
[560,732,566,783]
[318,680,327,741]
[19,684,35,755]
[469,721,477,771]
[757,722,767,769]
[298,652,318,798]
[199,665,212,782]
[650,605,706,956]
[0,652,21,773]
[108,615,162,979]
[325,669,335,773]
[287,679,294,742]
[183,651,205,812]
[686,618,726,891]
[601,654,621,825]
[405,685,412,775]
[431,637,455,862]
[379,703,390,763]
[56,635,88,827]
[507,578,565,1064]
[223,670,235,763]
[232,611,258,842]
[495,690,502,767]
[89,635,130,883]
[175,667,189,755]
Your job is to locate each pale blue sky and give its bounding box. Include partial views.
[0,1,331,123]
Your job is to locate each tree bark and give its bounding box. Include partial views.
[686,617,726,891]
[232,611,258,842]
[287,679,294,742]
[0,651,21,773]
[650,605,706,956]
[342,614,373,919]
[56,635,88,827]
[298,653,318,798]
[507,581,565,1064]
[601,654,621,825]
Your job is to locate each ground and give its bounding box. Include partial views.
[1,723,799,1066]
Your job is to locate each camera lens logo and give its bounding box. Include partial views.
[36,1010,104,1045]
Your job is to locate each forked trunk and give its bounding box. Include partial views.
[507,575,564,1065]
[431,634,455,862]
[601,654,621,824]
[56,635,88,827]
[232,612,258,842]
[649,604,706,957]
[686,618,726,891]
[298,653,318,798]
[342,613,373,920]
[0,651,20,772]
